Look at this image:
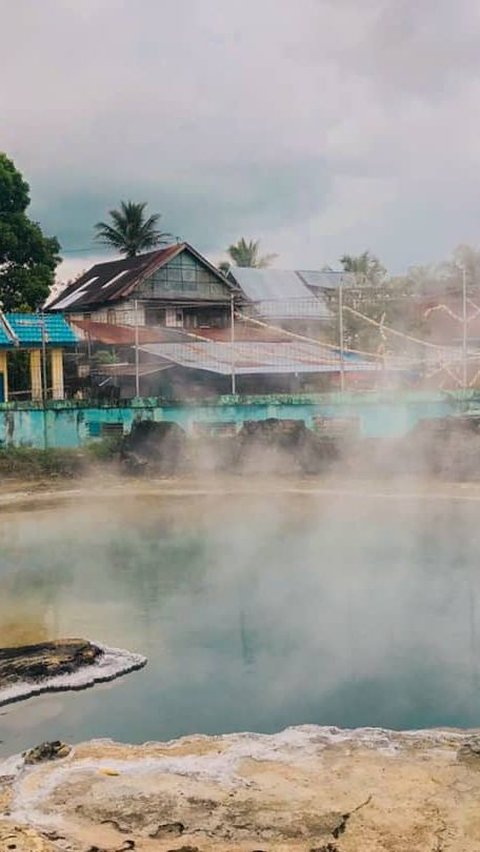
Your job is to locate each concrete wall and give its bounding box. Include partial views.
[0,391,463,449]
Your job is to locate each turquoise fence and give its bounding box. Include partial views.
[0,391,474,449]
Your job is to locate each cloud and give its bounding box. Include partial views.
[2,0,480,280]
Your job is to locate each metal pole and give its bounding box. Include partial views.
[40,315,48,449]
[230,292,236,395]
[134,298,140,398]
[339,279,345,392]
[41,316,47,403]
[462,266,468,390]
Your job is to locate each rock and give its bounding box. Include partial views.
[148,822,185,837]
[23,740,71,765]
[0,639,102,689]
[0,820,56,851]
[4,727,480,850]
[166,847,199,852]
[457,737,480,764]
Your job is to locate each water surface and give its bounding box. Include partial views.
[1,490,479,755]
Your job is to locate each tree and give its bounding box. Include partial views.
[340,250,387,286]
[0,153,60,311]
[94,201,172,257]
[225,238,277,269]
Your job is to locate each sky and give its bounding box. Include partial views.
[2,0,480,282]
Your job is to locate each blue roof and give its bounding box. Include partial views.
[0,313,78,347]
[0,320,12,347]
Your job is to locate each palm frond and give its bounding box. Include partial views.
[94,201,173,256]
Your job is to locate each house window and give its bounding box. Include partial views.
[165,308,184,328]
[145,307,165,326]
[83,312,91,321]
[107,309,116,325]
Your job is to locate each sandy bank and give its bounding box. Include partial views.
[3,474,480,513]
[2,725,480,851]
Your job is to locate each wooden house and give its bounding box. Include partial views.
[47,242,237,330]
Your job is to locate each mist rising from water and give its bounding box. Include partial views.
[0,484,479,755]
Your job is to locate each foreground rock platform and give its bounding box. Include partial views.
[2,725,480,851]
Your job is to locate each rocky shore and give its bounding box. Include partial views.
[1,725,480,851]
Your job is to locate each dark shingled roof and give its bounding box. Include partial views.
[48,243,234,312]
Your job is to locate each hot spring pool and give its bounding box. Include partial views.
[1,488,479,755]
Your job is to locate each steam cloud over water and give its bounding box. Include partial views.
[0,487,479,755]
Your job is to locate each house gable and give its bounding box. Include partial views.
[137,247,232,302]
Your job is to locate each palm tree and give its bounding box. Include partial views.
[226,238,277,268]
[94,201,172,257]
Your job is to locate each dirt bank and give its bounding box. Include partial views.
[2,726,480,851]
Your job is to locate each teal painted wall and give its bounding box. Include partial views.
[0,391,463,449]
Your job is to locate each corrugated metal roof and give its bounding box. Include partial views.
[96,363,173,377]
[48,243,235,312]
[71,320,190,345]
[297,270,355,290]
[4,313,78,347]
[229,268,331,319]
[0,316,14,347]
[189,324,289,342]
[140,340,380,375]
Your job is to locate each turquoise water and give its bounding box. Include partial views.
[1,491,480,755]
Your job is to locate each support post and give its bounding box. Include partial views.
[0,351,8,402]
[30,349,43,401]
[339,278,345,392]
[41,316,47,402]
[134,298,140,398]
[462,266,468,390]
[230,293,236,395]
[51,348,64,400]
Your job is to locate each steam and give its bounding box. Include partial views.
[1,477,480,757]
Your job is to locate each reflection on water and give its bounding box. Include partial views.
[0,492,480,755]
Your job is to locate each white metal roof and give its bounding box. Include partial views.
[140,340,380,375]
[230,268,331,319]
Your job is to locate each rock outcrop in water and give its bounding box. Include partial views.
[3,726,480,850]
[0,639,147,707]
[0,639,101,688]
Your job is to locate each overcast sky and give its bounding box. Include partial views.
[2,0,480,281]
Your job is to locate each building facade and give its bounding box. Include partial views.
[48,243,236,330]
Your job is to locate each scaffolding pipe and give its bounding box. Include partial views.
[462,266,468,390]
[134,298,140,398]
[230,293,236,395]
[339,279,345,392]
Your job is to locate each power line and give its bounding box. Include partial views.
[60,247,98,254]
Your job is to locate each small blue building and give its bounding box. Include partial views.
[0,313,77,402]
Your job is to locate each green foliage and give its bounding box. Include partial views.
[0,153,61,311]
[0,447,86,479]
[226,238,277,268]
[336,251,422,352]
[91,349,119,365]
[85,434,123,461]
[94,201,172,257]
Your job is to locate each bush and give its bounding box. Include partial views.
[85,435,123,462]
[0,447,86,479]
